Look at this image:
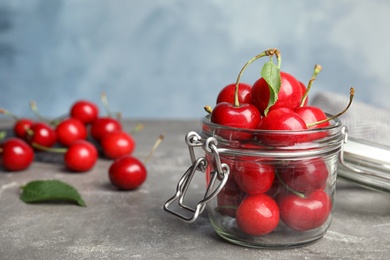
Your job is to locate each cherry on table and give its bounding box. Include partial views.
[0,138,34,171]
[236,193,280,236]
[55,118,88,146]
[26,122,57,148]
[64,140,98,172]
[108,155,147,190]
[100,130,135,159]
[90,117,122,141]
[13,118,34,140]
[70,100,99,125]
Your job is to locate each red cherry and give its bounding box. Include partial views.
[251,71,302,115]
[279,189,331,231]
[108,155,147,190]
[70,100,99,124]
[55,118,88,146]
[234,159,275,195]
[90,117,122,141]
[0,138,34,171]
[13,118,34,140]
[277,158,329,194]
[64,140,98,172]
[216,83,252,105]
[210,102,261,140]
[294,106,329,129]
[100,131,135,159]
[236,194,280,236]
[257,108,308,146]
[26,122,57,148]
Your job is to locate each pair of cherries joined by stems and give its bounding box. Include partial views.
[207,48,354,235]
[0,94,160,191]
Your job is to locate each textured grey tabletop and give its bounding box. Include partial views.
[1,119,389,260]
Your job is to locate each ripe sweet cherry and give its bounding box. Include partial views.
[252,71,302,115]
[64,140,98,172]
[236,194,280,236]
[55,118,88,146]
[26,122,57,148]
[90,117,122,141]
[279,189,331,231]
[108,134,164,190]
[108,156,146,190]
[0,138,34,171]
[100,130,135,159]
[216,83,252,105]
[70,100,99,124]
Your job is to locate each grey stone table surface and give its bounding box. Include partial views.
[1,119,390,260]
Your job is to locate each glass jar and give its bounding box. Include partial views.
[164,115,345,249]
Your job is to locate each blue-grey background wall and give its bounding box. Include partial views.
[1,0,389,119]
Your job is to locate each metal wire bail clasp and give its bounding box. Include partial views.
[163,131,230,223]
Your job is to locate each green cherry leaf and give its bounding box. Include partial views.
[261,61,281,115]
[20,180,86,207]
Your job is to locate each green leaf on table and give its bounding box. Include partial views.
[20,180,86,207]
[261,61,281,115]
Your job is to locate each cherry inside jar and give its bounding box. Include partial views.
[164,114,345,249]
[202,114,343,248]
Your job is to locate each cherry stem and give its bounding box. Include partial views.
[30,101,67,126]
[204,105,213,114]
[0,108,20,121]
[234,48,281,107]
[30,101,49,123]
[300,64,322,107]
[130,123,144,135]
[31,142,67,153]
[101,92,113,117]
[0,130,7,141]
[144,134,165,164]
[306,87,355,128]
[275,170,306,199]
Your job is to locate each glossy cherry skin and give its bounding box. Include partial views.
[279,189,331,231]
[108,155,147,190]
[26,122,57,148]
[294,106,329,129]
[216,83,252,105]
[234,159,275,195]
[210,102,261,140]
[64,140,98,172]
[295,106,330,141]
[0,138,34,171]
[13,118,34,140]
[236,194,280,236]
[56,118,88,146]
[70,100,99,124]
[277,158,329,194]
[251,71,302,115]
[90,117,122,141]
[257,108,308,146]
[100,131,135,159]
